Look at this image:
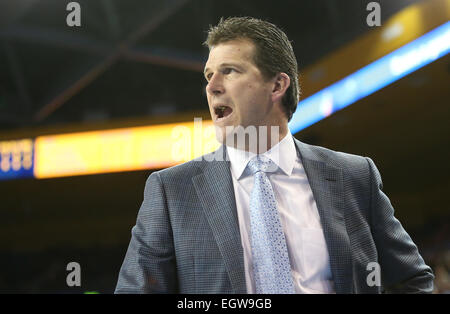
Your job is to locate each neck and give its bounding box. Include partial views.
[224,123,289,154]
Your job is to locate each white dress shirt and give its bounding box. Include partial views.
[226,133,335,294]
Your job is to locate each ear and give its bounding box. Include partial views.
[271,72,290,104]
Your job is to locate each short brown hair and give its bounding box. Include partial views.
[204,16,300,122]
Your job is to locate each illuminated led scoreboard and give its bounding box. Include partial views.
[0,120,219,181]
[0,139,34,180]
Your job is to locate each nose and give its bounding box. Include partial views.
[206,73,224,96]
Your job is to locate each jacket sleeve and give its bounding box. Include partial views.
[366,157,434,293]
[115,171,178,293]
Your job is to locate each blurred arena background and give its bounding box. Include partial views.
[0,0,449,293]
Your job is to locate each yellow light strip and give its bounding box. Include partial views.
[34,119,219,179]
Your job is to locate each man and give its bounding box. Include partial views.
[115,17,434,294]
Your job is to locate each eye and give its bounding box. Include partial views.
[205,72,212,81]
[222,68,235,75]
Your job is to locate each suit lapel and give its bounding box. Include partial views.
[192,146,247,294]
[294,139,354,293]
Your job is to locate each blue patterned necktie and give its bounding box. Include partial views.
[247,155,295,294]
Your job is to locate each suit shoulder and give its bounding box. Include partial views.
[153,159,202,181]
[152,149,219,182]
[300,141,370,171]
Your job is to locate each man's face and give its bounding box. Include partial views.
[204,39,278,144]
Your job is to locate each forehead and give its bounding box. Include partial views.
[205,39,256,70]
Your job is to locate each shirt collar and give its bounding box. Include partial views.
[226,132,297,180]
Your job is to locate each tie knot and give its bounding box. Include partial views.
[247,155,277,175]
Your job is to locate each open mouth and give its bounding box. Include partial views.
[214,105,233,122]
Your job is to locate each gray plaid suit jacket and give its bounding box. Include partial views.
[115,137,434,294]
